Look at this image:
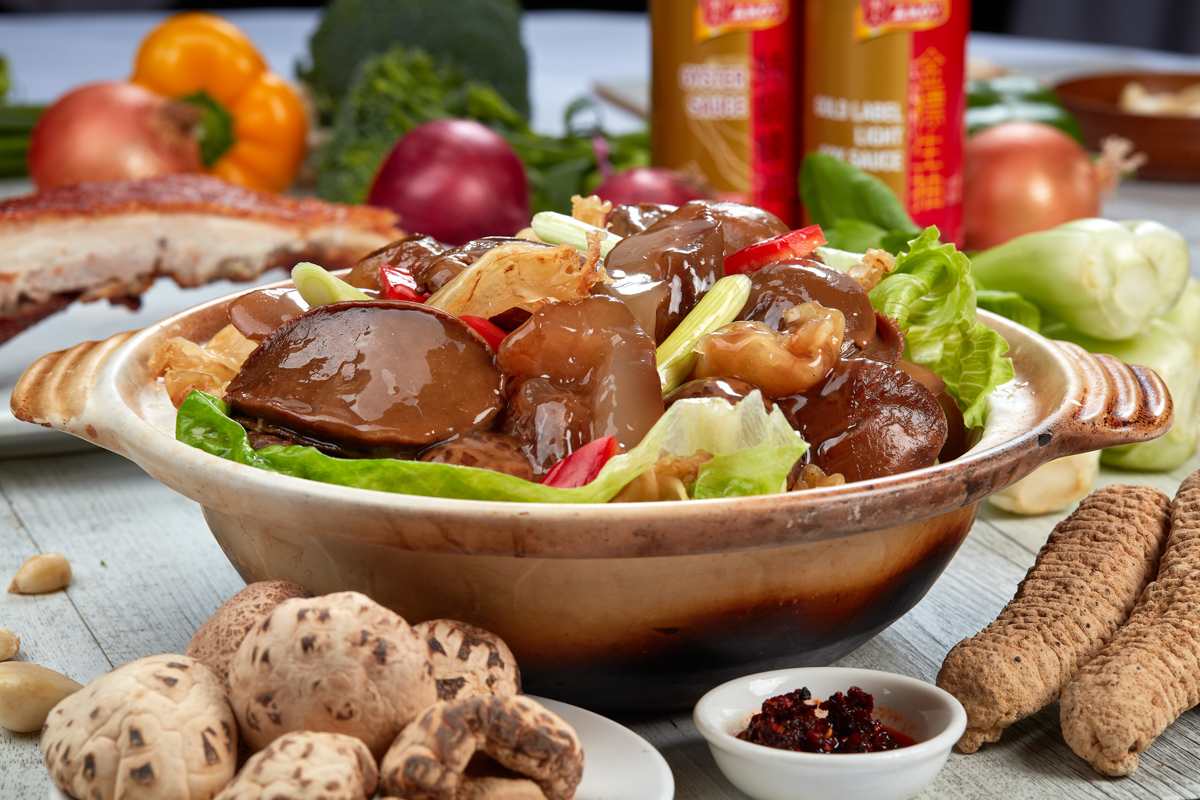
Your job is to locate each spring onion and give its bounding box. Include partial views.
[531,211,621,258]
[655,273,752,394]
[291,262,371,306]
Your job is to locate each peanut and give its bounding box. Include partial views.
[0,662,83,732]
[8,552,72,594]
[0,626,17,661]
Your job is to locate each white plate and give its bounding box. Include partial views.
[536,696,675,800]
[48,695,674,800]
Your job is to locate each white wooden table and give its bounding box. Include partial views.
[5,10,1200,800]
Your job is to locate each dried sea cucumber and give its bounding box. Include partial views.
[937,483,1171,753]
[1060,469,1200,775]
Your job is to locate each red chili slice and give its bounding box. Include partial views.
[540,435,620,488]
[460,315,508,352]
[380,263,429,303]
[724,224,827,275]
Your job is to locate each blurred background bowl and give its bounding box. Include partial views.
[1055,71,1200,180]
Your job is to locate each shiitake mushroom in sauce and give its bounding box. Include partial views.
[345,234,446,292]
[606,202,675,237]
[418,432,535,480]
[217,198,961,489]
[775,358,948,483]
[663,377,775,412]
[600,203,725,344]
[227,286,313,342]
[497,294,663,475]
[601,200,792,343]
[224,300,504,457]
[740,260,877,349]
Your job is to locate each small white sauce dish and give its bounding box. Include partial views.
[693,666,967,800]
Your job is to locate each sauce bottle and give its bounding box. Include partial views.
[800,0,969,244]
[651,0,800,226]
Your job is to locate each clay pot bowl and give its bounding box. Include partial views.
[10,290,1172,712]
[1054,71,1200,181]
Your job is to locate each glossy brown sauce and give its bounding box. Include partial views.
[498,295,663,474]
[740,260,877,348]
[228,286,312,342]
[225,301,503,455]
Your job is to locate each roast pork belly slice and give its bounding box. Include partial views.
[0,175,401,343]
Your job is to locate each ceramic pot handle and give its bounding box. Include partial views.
[1040,340,1174,460]
[9,331,139,458]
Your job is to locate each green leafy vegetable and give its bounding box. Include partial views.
[969,218,1190,341]
[967,74,1084,142]
[315,46,526,204]
[799,152,920,253]
[314,46,649,214]
[1043,279,1200,471]
[867,228,1015,429]
[505,117,650,217]
[177,390,807,503]
[801,152,1014,428]
[301,0,529,124]
[0,55,45,178]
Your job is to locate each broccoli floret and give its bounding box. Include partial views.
[301,0,529,124]
[315,46,528,204]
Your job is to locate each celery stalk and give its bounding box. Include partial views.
[531,211,621,258]
[656,274,752,394]
[291,262,371,306]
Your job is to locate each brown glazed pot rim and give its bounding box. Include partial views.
[11,284,1173,560]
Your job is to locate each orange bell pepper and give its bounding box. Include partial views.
[131,12,307,193]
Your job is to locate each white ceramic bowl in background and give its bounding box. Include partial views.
[694,667,967,800]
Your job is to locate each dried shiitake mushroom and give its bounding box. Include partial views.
[214,730,377,800]
[227,590,436,758]
[187,580,313,687]
[415,619,521,702]
[41,653,236,800]
[379,694,584,800]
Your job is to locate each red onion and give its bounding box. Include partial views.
[366,119,530,246]
[27,81,202,190]
[592,166,713,206]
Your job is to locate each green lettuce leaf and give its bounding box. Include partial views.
[867,228,1015,428]
[973,288,1042,332]
[177,390,807,503]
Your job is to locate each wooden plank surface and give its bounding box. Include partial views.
[3,447,1199,799]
